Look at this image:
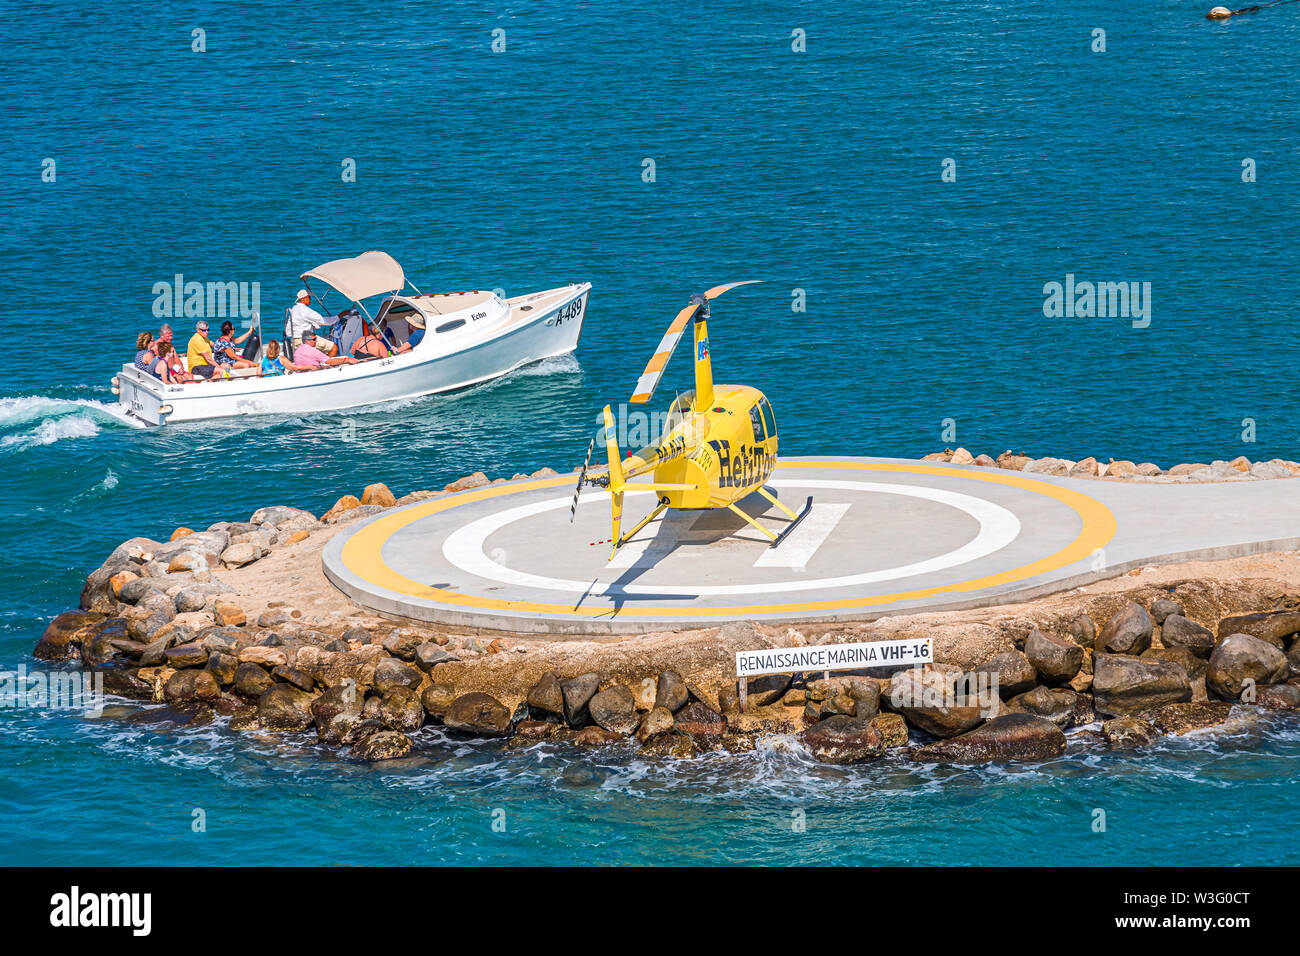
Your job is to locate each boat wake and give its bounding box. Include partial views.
[0,396,144,451]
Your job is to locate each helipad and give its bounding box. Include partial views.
[322,457,1300,634]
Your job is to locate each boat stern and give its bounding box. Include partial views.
[114,367,169,426]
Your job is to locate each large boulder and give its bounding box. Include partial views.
[1160,615,1215,657]
[205,652,239,686]
[1206,634,1289,700]
[34,611,107,661]
[379,688,425,732]
[1215,612,1300,650]
[888,667,986,737]
[571,726,625,747]
[233,662,275,699]
[444,692,513,737]
[588,685,639,734]
[311,681,363,744]
[1256,684,1300,710]
[163,668,220,703]
[743,673,793,708]
[1140,647,1208,701]
[257,684,317,731]
[867,712,909,748]
[1149,598,1184,625]
[799,716,886,764]
[153,531,230,569]
[80,543,153,612]
[413,643,458,672]
[635,706,675,742]
[654,669,689,712]
[1068,614,1096,647]
[526,671,565,718]
[1024,629,1083,683]
[1148,701,1235,735]
[249,505,318,529]
[560,673,600,726]
[219,542,261,569]
[349,730,412,761]
[1002,686,1086,729]
[361,483,397,508]
[968,651,1036,698]
[420,683,457,720]
[380,629,424,661]
[911,714,1066,763]
[163,642,208,669]
[1092,653,1191,716]
[1096,602,1153,655]
[1102,716,1161,750]
[674,701,727,741]
[372,658,423,694]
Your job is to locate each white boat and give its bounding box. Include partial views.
[114,250,590,425]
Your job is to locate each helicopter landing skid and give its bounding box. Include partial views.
[769,495,814,549]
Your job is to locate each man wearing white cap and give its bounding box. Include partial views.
[284,289,337,355]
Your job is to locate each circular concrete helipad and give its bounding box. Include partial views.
[323,457,1123,634]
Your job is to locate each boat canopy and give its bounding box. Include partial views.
[302,250,405,302]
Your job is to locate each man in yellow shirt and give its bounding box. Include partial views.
[186,321,220,379]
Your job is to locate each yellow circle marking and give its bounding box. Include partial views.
[339,461,1117,618]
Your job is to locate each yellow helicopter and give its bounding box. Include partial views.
[570,281,812,559]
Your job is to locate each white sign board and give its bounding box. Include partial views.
[736,638,933,679]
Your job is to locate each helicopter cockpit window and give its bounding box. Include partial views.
[759,397,776,437]
[749,405,765,442]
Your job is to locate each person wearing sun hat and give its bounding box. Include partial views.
[285,289,334,354]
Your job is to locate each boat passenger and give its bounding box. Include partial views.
[260,340,310,375]
[285,290,333,353]
[186,322,223,380]
[352,321,411,359]
[157,323,174,349]
[407,327,425,348]
[134,332,156,374]
[294,330,358,369]
[151,341,179,383]
[213,320,257,370]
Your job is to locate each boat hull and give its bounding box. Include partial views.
[116,283,589,425]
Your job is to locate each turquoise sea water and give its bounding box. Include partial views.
[2,3,1298,865]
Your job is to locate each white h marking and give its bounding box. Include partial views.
[753,503,849,569]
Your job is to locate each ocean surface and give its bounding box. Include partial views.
[1,2,1298,865]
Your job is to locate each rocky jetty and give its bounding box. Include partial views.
[30,473,1300,766]
[922,448,1300,483]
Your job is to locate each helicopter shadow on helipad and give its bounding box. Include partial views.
[571,489,792,615]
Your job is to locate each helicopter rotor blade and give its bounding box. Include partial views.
[703,279,761,300]
[569,435,596,522]
[628,282,762,404]
[629,300,700,404]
